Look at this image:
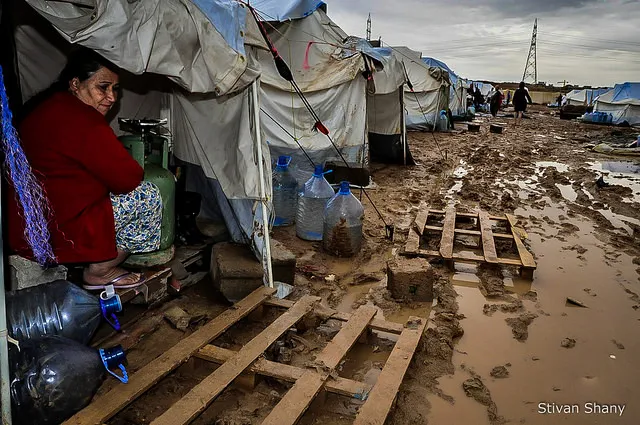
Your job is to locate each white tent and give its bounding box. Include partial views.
[564,88,610,106]
[257,7,375,179]
[594,82,640,126]
[422,57,467,117]
[391,47,450,131]
[4,0,282,281]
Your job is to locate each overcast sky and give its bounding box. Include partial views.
[325,0,640,87]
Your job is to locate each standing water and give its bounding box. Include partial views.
[323,181,365,257]
[272,155,298,226]
[296,164,335,240]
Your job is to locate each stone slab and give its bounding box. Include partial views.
[386,257,435,302]
[8,255,67,291]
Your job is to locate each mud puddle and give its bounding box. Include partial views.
[589,160,640,203]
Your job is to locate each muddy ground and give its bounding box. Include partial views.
[101,106,639,425]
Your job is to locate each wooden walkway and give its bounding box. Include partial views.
[65,287,427,425]
[403,202,536,278]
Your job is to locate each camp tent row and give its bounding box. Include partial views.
[564,88,610,106]
[422,56,469,117]
[593,82,640,126]
[2,0,465,271]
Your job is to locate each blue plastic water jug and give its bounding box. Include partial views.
[323,181,365,257]
[437,110,449,132]
[6,280,123,345]
[272,155,298,226]
[9,335,128,425]
[296,164,335,240]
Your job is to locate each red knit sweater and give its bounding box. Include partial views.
[8,92,143,264]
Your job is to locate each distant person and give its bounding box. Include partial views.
[490,85,504,117]
[556,94,563,107]
[506,90,512,106]
[513,81,533,126]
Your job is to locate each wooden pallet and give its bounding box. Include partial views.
[403,202,536,278]
[65,287,427,425]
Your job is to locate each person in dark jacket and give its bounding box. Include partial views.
[513,81,533,126]
[490,85,504,117]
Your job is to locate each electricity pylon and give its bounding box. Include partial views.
[522,19,538,84]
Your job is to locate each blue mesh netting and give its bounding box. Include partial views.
[0,65,56,266]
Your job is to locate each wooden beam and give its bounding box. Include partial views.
[63,286,276,425]
[505,214,536,269]
[424,225,444,232]
[195,345,371,398]
[261,306,377,425]
[478,211,498,263]
[353,317,427,425]
[439,207,456,259]
[263,299,404,335]
[412,202,429,236]
[150,295,320,425]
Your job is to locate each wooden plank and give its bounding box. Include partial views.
[353,317,428,425]
[195,345,371,398]
[439,207,456,259]
[454,228,480,236]
[456,211,506,221]
[415,249,442,258]
[404,229,421,254]
[424,225,444,232]
[263,299,404,335]
[150,295,320,425]
[119,268,171,304]
[261,306,377,425]
[412,202,429,236]
[452,252,485,262]
[505,214,536,268]
[63,286,276,425]
[478,211,499,263]
[494,233,514,239]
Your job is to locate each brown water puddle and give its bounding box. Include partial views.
[427,201,640,424]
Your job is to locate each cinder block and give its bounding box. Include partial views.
[387,257,435,302]
[8,255,67,291]
[211,240,296,302]
[324,161,370,187]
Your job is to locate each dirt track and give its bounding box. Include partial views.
[104,106,640,425]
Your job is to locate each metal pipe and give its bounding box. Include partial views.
[250,79,274,288]
[400,87,407,166]
[0,177,13,424]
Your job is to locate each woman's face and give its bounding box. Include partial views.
[70,67,119,116]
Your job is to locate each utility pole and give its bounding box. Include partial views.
[557,80,569,88]
[522,18,538,84]
[366,13,371,41]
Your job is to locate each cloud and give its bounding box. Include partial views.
[323,0,640,86]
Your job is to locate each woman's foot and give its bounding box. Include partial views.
[83,266,145,288]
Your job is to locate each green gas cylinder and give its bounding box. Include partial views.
[119,131,176,266]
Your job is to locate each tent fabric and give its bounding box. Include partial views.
[258,8,371,178]
[250,0,325,21]
[422,56,467,116]
[564,88,610,106]
[594,82,640,126]
[391,46,449,130]
[24,0,266,94]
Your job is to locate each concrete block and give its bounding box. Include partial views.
[8,255,67,291]
[211,240,297,302]
[324,161,370,187]
[387,257,435,302]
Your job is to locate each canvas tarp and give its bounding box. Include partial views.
[565,88,610,106]
[257,8,371,179]
[391,47,449,131]
[594,82,640,126]
[422,56,467,116]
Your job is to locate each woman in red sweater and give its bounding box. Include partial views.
[8,49,162,289]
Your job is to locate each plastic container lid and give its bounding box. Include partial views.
[277,155,291,168]
[313,164,324,177]
[338,181,351,195]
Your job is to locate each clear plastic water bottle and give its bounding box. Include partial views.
[296,164,335,240]
[272,155,298,226]
[6,280,123,345]
[9,335,128,425]
[323,181,365,257]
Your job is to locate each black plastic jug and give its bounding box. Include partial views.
[9,335,128,425]
[6,280,123,345]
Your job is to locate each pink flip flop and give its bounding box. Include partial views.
[83,272,147,291]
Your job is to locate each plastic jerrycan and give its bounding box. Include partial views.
[323,181,365,257]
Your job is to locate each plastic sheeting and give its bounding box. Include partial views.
[422,56,467,116]
[565,88,610,106]
[594,83,640,126]
[250,0,325,21]
[24,0,265,94]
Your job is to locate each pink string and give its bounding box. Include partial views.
[302,41,315,69]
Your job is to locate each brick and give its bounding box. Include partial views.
[8,255,67,291]
[386,257,435,302]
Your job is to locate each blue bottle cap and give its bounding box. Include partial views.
[313,164,324,177]
[277,155,291,168]
[100,294,123,330]
[99,345,129,383]
[339,181,351,194]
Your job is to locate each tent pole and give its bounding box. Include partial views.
[0,178,13,425]
[251,78,274,289]
[400,87,407,166]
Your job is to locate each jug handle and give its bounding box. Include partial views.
[99,349,129,384]
[100,286,122,331]
[103,313,122,332]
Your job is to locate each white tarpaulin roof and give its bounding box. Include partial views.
[594,82,640,126]
[565,88,610,106]
[24,0,267,94]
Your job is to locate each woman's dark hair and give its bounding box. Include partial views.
[16,47,118,123]
[519,81,525,89]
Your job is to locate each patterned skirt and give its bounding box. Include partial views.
[110,181,163,253]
